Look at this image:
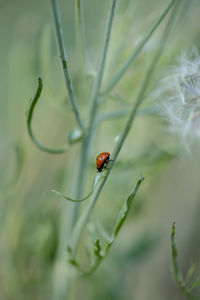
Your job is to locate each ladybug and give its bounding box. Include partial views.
[96,152,111,172]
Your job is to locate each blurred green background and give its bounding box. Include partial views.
[1,0,200,299]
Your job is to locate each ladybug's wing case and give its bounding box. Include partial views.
[96,152,110,171]
[96,157,101,169]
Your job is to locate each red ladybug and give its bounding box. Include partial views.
[96,152,111,172]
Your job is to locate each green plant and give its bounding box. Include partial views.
[171,222,200,300]
[26,0,182,298]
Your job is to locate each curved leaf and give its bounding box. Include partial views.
[27,77,72,154]
[52,173,102,202]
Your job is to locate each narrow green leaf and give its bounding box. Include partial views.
[113,175,144,238]
[185,263,196,285]
[76,176,144,276]
[26,77,70,154]
[52,173,102,202]
[170,222,200,300]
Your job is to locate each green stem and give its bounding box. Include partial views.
[98,106,156,122]
[51,0,85,131]
[55,2,118,296]
[75,0,87,71]
[77,0,117,178]
[171,223,199,300]
[52,143,89,300]
[69,0,179,259]
[87,0,117,132]
[69,0,117,221]
[102,0,176,96]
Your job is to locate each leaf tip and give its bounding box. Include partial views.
[140,175,145,182]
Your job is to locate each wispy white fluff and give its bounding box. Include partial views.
[156,48,200,145]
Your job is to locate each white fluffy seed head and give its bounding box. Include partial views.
[157,48,200,145]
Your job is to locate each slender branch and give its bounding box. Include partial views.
[75,0,87,71]
[68,0,179,260]
[67,0,117,223]
[88,0,117,131]
[27,77,70,154]
[73,0,117,197]
[51,0,85,131]
[102,0,177,96]
[58,3,118,271]
[171,222,199,300]
[98,106,156,122]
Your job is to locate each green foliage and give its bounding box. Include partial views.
[26,77,70,153]
[1,0,200,299]
[67,176,144,275]
[171,222,200,300]
[52,173,102,202]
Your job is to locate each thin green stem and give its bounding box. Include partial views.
[67,0,117,228]
[98,106,156,122]
[68,0,118,260]
[102,0,177,96]
[77,0,117,180]
[51,0,85,131]
[171,223,199,300]
[52,140,91,300]
[87,0,117,132]
[68,0,179,259]
[75,0,87,71]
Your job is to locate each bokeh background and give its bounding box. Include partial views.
[1,0,200,299]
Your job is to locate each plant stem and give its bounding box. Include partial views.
[52,144,89,300]
[69,0,117,222]
[171,222,199,300]
[75,0,117,180]
[75,0,87,71]
[87,0,117,133]
[51,0,85,131]
[55,1,117,297]
[102,0,177,96]
[69,0,179,259]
